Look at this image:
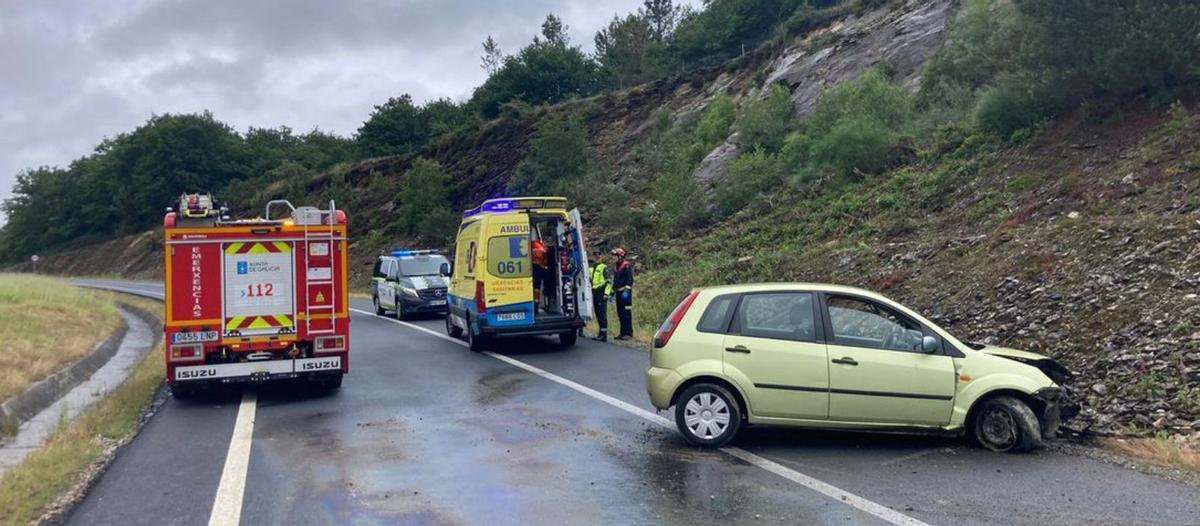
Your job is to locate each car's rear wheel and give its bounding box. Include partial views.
[446,313,463,338]
[972,396,1043,452]
[373,295,385,315]
[558,331,577,347]
[467,317,489,352]
[675,383,741,448]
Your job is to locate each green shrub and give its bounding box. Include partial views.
[807,68,913,136]
[810,116,893,179]
[655,164,708,229]
[396,158,457,244]
[716,148,779,215]
[735,84,795,151]
[692,92,736,159]
[973,83,1040,138]
[508,115,591,195]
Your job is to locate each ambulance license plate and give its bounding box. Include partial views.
[172,331,219,344]
[496,312,525,321]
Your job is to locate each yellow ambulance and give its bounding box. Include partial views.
[444,197,592,351]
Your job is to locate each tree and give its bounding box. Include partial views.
[508,115,591,195]
[470,17,600,118]
[481,35,503,75]
[595,14,655,89]
[396,158,457,243]
[540,13,568,47]
[641,0,682,42]
[356,95,427,158]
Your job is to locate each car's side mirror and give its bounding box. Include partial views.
[921,335,940,354]
[439,262,451,277]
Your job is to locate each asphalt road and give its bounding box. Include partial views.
[67,279,1200,526]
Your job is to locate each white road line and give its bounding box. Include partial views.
[349,308,929,526]
[208,391,257,526]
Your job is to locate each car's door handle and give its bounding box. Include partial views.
[724,345,751,354]
[831,357,858,366]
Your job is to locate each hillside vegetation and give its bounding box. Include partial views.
[0,274,120,404]
[5,0,1200,437]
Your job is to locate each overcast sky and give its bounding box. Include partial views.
[0,0,701,219]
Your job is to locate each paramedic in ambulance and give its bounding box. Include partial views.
[589,252,613,342]
[531,238,552,311]
[612,248,634,340]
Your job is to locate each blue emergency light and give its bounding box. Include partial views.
[483,199,514,213]
[391,249,438,257]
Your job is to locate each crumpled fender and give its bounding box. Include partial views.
[949,370,1052,429]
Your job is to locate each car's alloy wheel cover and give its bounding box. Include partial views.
[684,392,730,439]
[981,408,1018,449]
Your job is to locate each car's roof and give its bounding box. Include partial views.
[697,282,890,300]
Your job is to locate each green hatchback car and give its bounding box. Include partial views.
[646,283,1072,452]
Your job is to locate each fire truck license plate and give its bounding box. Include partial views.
[171,331,219,344]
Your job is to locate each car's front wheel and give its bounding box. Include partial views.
[394,299,406,320]
[675,383,741,448]
[972,396,1043,453]
[373,295,385,315]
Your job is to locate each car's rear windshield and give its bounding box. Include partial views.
[398,255,449,277]
[487,235,531,278]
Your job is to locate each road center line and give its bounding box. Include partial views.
[208,390,257,526]
[349,308,929,526]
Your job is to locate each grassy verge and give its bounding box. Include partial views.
[1101,435,1200,475]
[0,274,121,402]
[0,293,164,526]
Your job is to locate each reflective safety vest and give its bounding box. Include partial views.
[591,263,613,296]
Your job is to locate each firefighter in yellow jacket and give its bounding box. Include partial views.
[589,252,613,341]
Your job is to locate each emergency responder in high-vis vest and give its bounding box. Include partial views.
[589,252,613,341]
[612,247,634,340]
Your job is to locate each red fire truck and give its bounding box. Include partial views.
[162,194,349,398]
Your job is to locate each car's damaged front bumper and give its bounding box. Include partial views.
[1033,386,1077,439]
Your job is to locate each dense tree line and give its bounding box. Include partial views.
[0,114,354,259]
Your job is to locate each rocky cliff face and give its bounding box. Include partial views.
[766,0,953,116]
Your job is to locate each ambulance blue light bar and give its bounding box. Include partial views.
[462,197,568,218]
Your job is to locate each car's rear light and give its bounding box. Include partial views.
[475,281,486,314]
[169,343,203,362]
[314,336,345,353]
[653,290,700,349]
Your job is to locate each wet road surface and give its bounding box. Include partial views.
[67,280,1200,525]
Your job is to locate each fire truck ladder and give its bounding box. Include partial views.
[302,200,339,336]
[267,199,340,337]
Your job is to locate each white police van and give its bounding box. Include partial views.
[370,250,451,319]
